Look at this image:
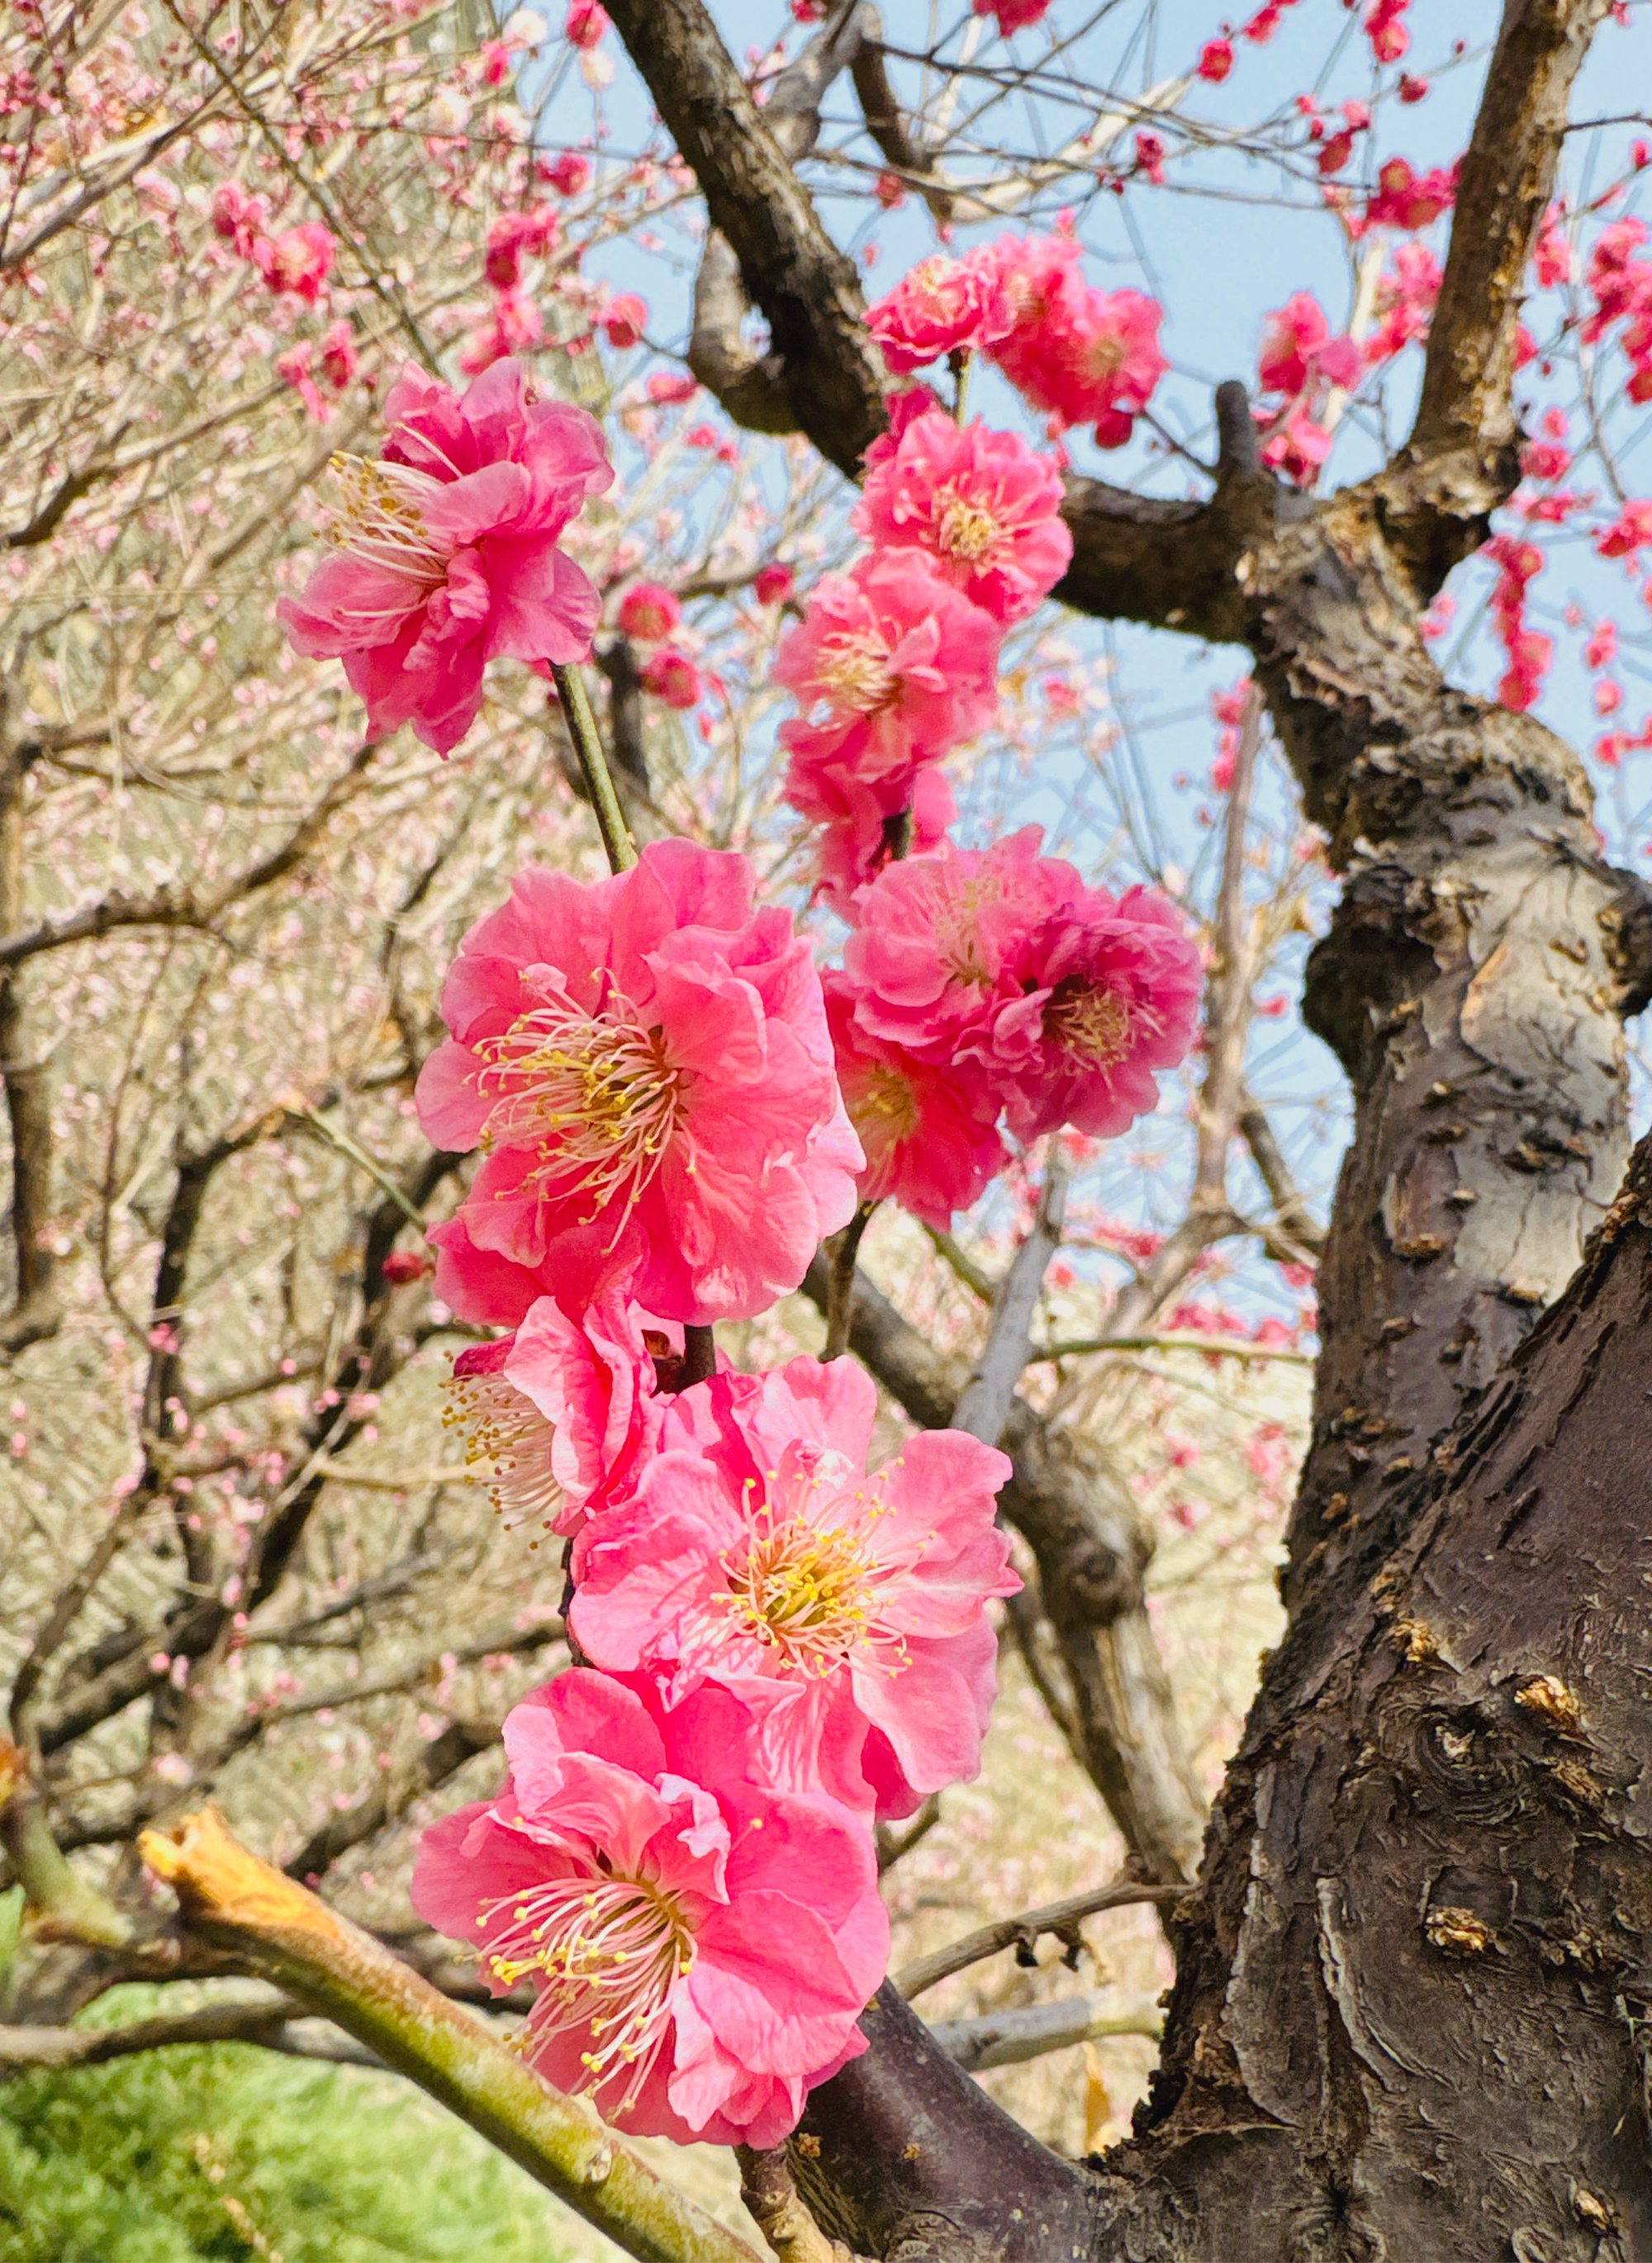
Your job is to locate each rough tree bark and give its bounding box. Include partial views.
[606,0,1652,2254]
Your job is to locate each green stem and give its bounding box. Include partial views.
[141,1810,763,2263]
[553,660,636,875]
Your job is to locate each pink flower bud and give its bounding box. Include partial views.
[753,562,794,605]
[639,648,700,707]
[601,291,648,349]
[564,0,607,45]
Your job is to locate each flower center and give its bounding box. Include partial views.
[933,485,1005,566]
[933,875,1001,987]
[444,1366,561,1533]
[324,453,452,592]
[472,995,686,1223]
[907,253,965,315]
[1047,980,1137,1070]
[1080,330,1126,385]
[852,1062,920,1145]
[483,1868,694,2118]
[815,630,900,715]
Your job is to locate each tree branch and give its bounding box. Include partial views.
[1407,0,1611,497]
[605,0,886,476]
[927,1990,1162,2073]
[139,1806,768,2263]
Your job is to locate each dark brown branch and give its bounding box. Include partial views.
[605,0,885,476]
[1407,0,1611,505]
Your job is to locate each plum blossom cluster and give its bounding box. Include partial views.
[863,226,1166,452]
[274,273,1199,2152]
[405,833,1018,2140]
[827,832,1202,1228]
[770,317,1200,1231]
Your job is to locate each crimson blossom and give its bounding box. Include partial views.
[411,1669,888,2146]
[278,358,610,753]
[863,250,1013,374]
[415,839,862,1324]
[568,1354,1017,1819]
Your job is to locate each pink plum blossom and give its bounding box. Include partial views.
[854,412,1071,624]
[1257,292,1360,395]
[278,358,610,753]
[862,382,947,471]
[447,1288,677,1537]
[545,149,592,195]
[812,760,955,911]
[618,581,681,641]
[776,552,999,834]
[602,292,648,349]
[864,253,1014,376]
[979,881,1204,1141]
[564,0,608,44]
[754,562,794,605]
[971,0,1051,26]
[415,839,863,1324]
[841,828,1070,1064]
[976,234,1165,442]
[254,221,336,301]
[841,831,1202,1141]
[570,1356,1016,1818]
[824,975,1004,1228]
[640,648,701,707]
[459,289,544,374]
[412,1668,887,2145]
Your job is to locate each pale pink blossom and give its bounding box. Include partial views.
[415,840,862,1324]
[776,553,999,831]
[979,880,1203,1141]
[854,411,1071,623]
[618,581,681,640]
[865,253,1014,376]
[412,1668,887,2145]
[570,1357,1016,1817]
[278,358,610,753]
[824,975,1004,1228]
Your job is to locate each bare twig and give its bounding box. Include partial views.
[925,1990,1162,2073]
[893,1879,1185,2003]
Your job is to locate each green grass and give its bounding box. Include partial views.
[0,1987,576,2263]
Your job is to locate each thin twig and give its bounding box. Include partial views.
[893,1878,1185,2002]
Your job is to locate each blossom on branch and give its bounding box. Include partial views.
[865,252,1014,376]
[979,233,1166,446]
[570,1355,1016,1818]
[411,1668,887,2144]
[824,976,1004,1227]
[853,411,1072,624]
[278,358,610,752]
[446,1288,678,1537]
[415,840,862,1323]
[776,552,999,823]
[842,830,1202,1141]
